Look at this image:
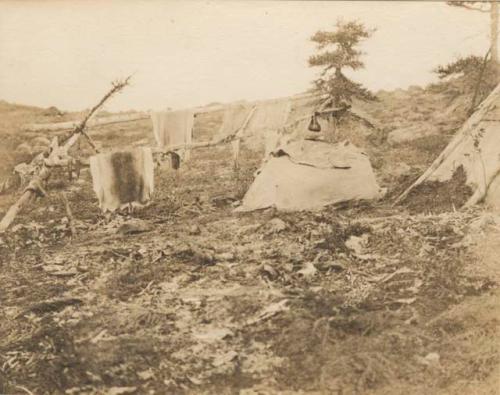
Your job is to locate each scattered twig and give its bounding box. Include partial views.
[20,298,83,316]
[446,1,490,13]
[15,385,36,395]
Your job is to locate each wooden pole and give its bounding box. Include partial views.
[151,105,329,156]
[25,92,327,132]
[469,48,491,116]
[232,106,257,169]
[491,1,498,64]
[60,192,76,237]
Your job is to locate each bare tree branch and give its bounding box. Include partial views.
[62,75,132,144]
[447,1,491,13]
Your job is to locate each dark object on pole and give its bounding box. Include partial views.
[308,113,321,132]
[171,152,181,170]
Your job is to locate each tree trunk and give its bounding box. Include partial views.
[491,1,498,64]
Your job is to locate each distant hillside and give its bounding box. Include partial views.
[0,102,96,178]
[356,85,469,145]
[349,83,477,193]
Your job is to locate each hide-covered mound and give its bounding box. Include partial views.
[236,139,384,212]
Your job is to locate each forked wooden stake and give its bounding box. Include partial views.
[0,77,131,233]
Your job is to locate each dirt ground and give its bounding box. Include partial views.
[0,89,499,394]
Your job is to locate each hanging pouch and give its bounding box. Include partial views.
[308,113,321,132]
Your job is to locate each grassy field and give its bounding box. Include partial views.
[0,87,498,394]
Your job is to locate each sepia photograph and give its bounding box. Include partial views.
[0,1,499,394]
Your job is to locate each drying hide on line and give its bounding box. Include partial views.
[276,112,333,150]
[90,147,154,212]
[236,139,383,212]
[217,103,254,139]
[255,94,335,156]
[262,104,336,159]
[216,103,254,167]
[397,83,500,210]
[242,99,292,150]
[150,110,194,160]
[245,99,292,133]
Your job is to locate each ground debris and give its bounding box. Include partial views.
[245,299,290,326]
[105,387,137,395]
[116,218,152,235]
[297,261,318,279]
[42,264,79,277]
[22,297,83,316]
[188,224,201,235]
[416,352,441,367]
[262,217,288,235]
[172,243,216,265]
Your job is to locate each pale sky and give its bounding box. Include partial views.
[0,1,491,112]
